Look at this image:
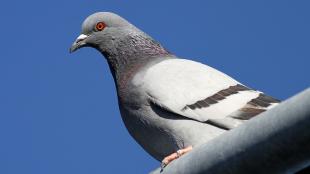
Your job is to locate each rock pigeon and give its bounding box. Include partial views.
[70,12,280,167]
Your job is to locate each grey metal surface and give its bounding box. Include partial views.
[150,88,310,174]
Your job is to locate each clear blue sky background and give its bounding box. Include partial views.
[1,1,309,173]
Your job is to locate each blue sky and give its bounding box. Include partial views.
[1,1,309,174]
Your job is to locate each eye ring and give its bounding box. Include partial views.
[95,22,106,31]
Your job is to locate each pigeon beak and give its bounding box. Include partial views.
[70,34,89,53]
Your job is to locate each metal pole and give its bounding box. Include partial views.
[150,88,310,174]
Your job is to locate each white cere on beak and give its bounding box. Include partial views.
[75,34,88,43]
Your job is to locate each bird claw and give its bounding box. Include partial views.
[160,160,168,170]
[160,146,193,170]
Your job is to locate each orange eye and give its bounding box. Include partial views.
[95,22,106,31]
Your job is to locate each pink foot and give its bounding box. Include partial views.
[161,146,193,169]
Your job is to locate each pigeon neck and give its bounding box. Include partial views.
[99,32,173,83]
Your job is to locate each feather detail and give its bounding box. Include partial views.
[182,84,251,111]
[230,93,280,120]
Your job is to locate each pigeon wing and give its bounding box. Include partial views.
[135,59,279,128]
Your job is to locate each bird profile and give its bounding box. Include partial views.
[70,12,280,167]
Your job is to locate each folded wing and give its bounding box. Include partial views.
[135,59,280,129]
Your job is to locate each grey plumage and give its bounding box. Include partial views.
[70,12,280,161]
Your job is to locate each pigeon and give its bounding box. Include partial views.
[70,12,280,167]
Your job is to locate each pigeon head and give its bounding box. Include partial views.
[70,12,172,75]
[70,12,131,53]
